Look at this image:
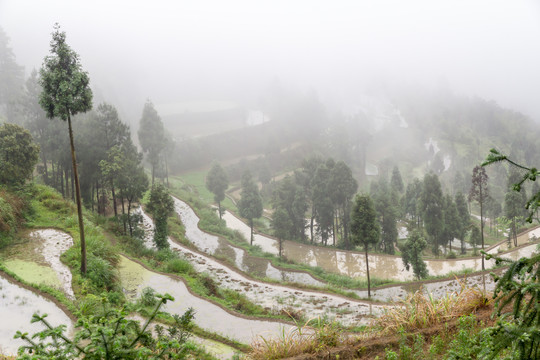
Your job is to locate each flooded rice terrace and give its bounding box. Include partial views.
[0,274,74,355]
[222,210,540,282]
[118,255,296,343]
[173,198,324,286]
[3,229,75,299]
[139,206,388,327]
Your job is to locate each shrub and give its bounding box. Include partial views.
[166,258,194,275]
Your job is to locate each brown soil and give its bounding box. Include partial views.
[285,304,497,360]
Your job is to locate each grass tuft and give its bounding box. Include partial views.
[374,279,491,333]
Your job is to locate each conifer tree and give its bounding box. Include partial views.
[39,24,93,275]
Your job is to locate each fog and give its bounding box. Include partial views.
[1,0,540,122]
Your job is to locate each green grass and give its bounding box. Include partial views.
[170,173,237,212]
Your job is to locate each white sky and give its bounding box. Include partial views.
[1,0,540,120]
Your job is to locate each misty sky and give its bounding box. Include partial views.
[1,0,540,121]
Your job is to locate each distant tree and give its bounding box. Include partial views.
[258,161,272,186]
[0,27,24,121]
[138,100,165,186]
[485,196,502,235]
[271,207,290,258]
[39,24,93,275]
[272,176,308,242]
[329,161,358,249]
[468,165,489,270]
[238,171,263,245]
[312,160,334,245]
[146,184,174,249]
[401,229,429,280]
[470,224,481,254]
[403,178,423,228]
[454,191,470,254]
[390,166,404,193]
[298,156,324,242]
[20,70,51,182]
[94,103,129,215]
[372,179,398,254]
[442,194,460,253]
[101,139,148,236]
[420,173,444,255]
[0,123,40,186]
[205,162,228,219]
[504,169,528,247]
[350,194,380,298]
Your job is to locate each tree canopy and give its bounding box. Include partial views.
[205,162,228,219]
[0,123,40,186]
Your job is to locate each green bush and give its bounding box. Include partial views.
[166,258,194,275]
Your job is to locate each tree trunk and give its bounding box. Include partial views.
[91,182,95,212]
[120,194,126,235]
[127,200,133,237]
[480,186,485,271]
[279,238,282,258]
[41,151,49,184]
[67,114,86,275]
[218,201,222,220]
[365,245,371,298]
[71,168,75,202]
[111,180,118,217]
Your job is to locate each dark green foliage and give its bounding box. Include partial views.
[454,192,470,254]
[147,184,175,249]
[371,179,399,255]
[350,194,380,297]
[421,173,444,254]
[311,160,334,245]
[401,230,428,280]
[442,194,460,252]
[39,24,92,121]
[238,170,263,245]
[15,293,195,359]
[272,175,308,242]
[0,123,40,186]
[328,161,358,249]
[138,100,165,186]
[403,178,423,228]
[481,150,540,359]
[205,161,228,219]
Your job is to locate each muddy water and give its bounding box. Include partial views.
[223,210,540,282]
[139,208,387,326]
[173,198,324,286]
[117,255,296,343]
[2,229,75,299]
[0,274,74,355]
[31,230,75,299]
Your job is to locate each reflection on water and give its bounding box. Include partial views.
[0,274,74,355]
[139,206,387,325]
[2,229,75,299]
[223,210,540,282]
[173,198,324,287]
[118,255,294,343]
